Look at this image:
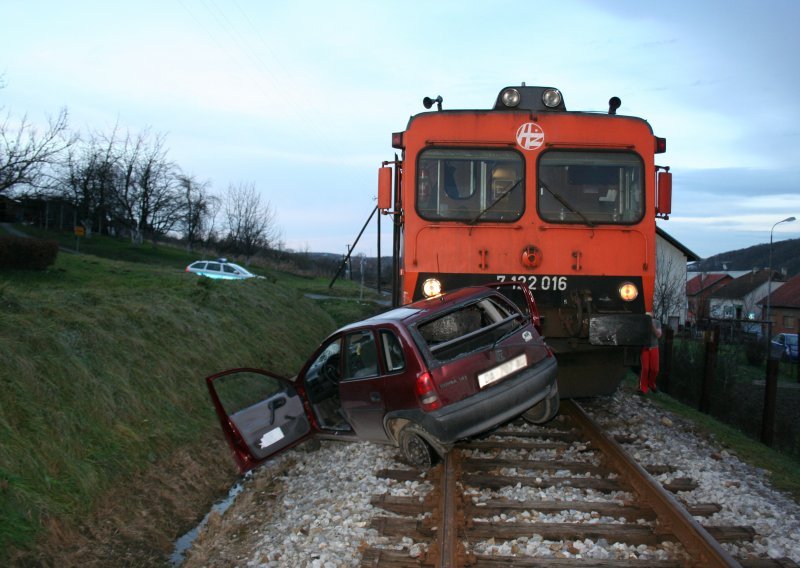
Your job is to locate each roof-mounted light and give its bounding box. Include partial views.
[500,88,521,108]
[542,88,563,109]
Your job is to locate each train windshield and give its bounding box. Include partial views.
[416,149,524,222]
[537,151,644,225]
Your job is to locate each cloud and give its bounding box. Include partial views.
[676,167,800,199]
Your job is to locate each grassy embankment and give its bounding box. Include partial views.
[0,228,382,564]
[4,227,799,562]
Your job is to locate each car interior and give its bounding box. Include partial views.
[302,341,351,431]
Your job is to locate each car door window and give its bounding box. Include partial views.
[305,341,342,396]
[380,330,406,372]
[343,330,379,380]
[206,262,221,272]
[214,371,284,415]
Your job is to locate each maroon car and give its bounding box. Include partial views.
[206,284,558,471]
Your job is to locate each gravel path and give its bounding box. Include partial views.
[181,390,800,567]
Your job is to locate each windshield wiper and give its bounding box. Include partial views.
[467,178,523,225]
[539,180,594,227]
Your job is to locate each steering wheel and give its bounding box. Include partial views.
[321,355,341,386]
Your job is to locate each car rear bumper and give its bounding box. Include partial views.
[388,356,558,447]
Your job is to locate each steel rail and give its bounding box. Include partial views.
[561,399,742,568]
[439,450,459,567]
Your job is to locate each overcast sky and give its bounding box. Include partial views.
[2,0,799,259]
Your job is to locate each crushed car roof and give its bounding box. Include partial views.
[340,286,509,331]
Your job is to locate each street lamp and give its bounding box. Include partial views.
[766,216,797,328]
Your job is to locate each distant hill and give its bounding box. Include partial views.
[689,238,800,277]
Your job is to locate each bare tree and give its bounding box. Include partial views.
[653,246,687,323]
[57,126,120,235]
[223,182,279,263]
[112,129,182,243]
[0,107,73,194]
[176,173,218,251]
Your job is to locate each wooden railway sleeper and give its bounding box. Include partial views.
[561,399,743,568]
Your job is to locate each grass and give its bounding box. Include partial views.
[673,337,799,384]
[0,228,381,561]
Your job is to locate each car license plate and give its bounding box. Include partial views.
[478,354,528,389]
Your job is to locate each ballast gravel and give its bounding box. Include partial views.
[182,390,800,567]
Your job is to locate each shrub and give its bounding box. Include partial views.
[0,236,59,270]
[745,339,766,366]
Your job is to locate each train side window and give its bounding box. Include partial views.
[417,149,524,222]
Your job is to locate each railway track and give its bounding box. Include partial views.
[361,399,797,568]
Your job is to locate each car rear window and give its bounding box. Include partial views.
[415,295,524,363]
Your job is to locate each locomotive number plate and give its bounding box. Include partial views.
[495,275,569,291]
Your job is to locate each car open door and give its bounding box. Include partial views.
[206,368,316,473]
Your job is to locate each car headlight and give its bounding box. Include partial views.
[422,278,443,298]
[618,282,639,302]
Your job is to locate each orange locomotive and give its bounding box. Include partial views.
[377,85,672,397]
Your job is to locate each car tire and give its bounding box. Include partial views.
[522,390,560,425]
[399,427,437,469]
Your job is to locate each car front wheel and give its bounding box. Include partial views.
[399,427,437,469]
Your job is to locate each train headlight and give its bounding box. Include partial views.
[422,278,443,298]
[618,282,639,302]
[500,88,521,108]
[542,88,563,108]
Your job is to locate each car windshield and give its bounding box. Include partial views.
[415,295,524,363]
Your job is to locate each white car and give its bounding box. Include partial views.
[185,259,259,280]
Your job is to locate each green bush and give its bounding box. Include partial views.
[745,339,765,366]
[0,236,59,270]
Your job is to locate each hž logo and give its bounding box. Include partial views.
[516,122,544,150]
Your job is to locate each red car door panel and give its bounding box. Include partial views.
[206,368,316,472]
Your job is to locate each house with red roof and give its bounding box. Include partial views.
[759,273,800,335]
[708,269,784,322]
[686,272,732,323]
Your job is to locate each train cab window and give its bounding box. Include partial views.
[537,151,644,225]
[417,149,524,222]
